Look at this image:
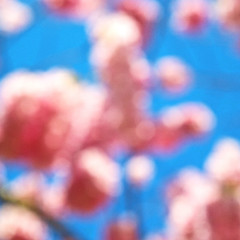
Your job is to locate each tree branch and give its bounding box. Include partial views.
[0,188,85,240]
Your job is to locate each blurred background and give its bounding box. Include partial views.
[1,0,240,239]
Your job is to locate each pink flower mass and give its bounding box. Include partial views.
[65,148,120,214]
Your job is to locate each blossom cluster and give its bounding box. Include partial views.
[162,138,240,240]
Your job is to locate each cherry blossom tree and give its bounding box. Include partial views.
[0,0,238,240]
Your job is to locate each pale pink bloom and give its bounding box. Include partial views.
[152,107,186,152]
[167,169,218,206]
[90,12,141,48]
[43,0,105,19]
[106,216,139,240]
[66,85,108,151]
[205,138,240,184]
[167,172,215,240]
[90,12,142,69]
[126,155,154,187]
[152,103,215,152]
[0,0,32,34]
[79,103,120,151]
[177,103,215,138]
[167,191,212,240]
[155,57,193,95]
[118,0,161,42]
[65,148,121,214]
[40,182,66,216]
[52,83,110,162]
[214,0,240,31]
[97,50,151,115]
[95,48,150,99]
[171,0,209,33]
[0,205,47,240]
[168,196,199,238]
[90,12,141,47]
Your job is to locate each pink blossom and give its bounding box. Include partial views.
[67,85,108,151]
[214,0,240,31]
[0,0,32,34]
[91,23,154,151]
[168,196,203,240]
[65,148,120,214]
[175,103,215,138]
[0,69,82,169]
[43,0,105,19]
[0,205,47,240]
[106,216,139,240]
[171,0,209,34]
[117,0,161,42]
[155,57,193,95]
[206,196,240,240]
[126,155,155,187]
[166,170,218,240]
[166,169,218,205]
[205,138,240,184]
[90,12,142,68]
[40,182,66,216]
[152,103,215,152]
